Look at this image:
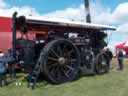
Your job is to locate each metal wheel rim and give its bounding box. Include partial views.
[42,40,80,83]
[96,53,109,74]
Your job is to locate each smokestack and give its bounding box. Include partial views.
[84,0,91,23]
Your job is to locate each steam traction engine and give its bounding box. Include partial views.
[11,12,116,84]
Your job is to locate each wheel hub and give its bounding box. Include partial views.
[86,55,90,60]
[58,57,66,65]
[101,61,106,66]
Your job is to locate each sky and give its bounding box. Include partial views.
[0,0,128,53]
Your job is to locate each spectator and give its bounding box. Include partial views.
[105,48,113,69]
[117,49,124,70]
[5,49,16,80]
[0,50,7,87]
[105,48,113,61]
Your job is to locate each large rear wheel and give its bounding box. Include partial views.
[41,39,80,84]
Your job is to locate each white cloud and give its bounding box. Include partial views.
[92,2,128,25]
[112,3,128,24]
[117,23,128,33]
[0,6,40,17]
[0,0,40,17]
[43,5,86,21]
[0,0,8,8]
[42,2,112,24]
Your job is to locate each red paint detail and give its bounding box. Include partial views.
[0,32,12,53]
[0,16,12,32]
[0,16,48,53]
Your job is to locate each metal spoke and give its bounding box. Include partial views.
[57,45,63,57]
[67,59,77,63]
[65,65,74,71]
[55,67,62,80]
[61,68,69,77]
[66,59,77,66]
[50,66,56,76]
[50,48,59,58]
[62,44,67,51]
[48,63,58,69]
[50,65,59,77]
[62,45,68,56]
[48,57,58,62]
[68,49,74,56]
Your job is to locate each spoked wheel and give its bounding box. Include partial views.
[95,52,110,74]
[41,39,80,84]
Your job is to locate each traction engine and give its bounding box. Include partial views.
[11,12,115,85]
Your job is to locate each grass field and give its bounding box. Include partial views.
[0,58,128,96]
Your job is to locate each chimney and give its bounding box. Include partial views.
[84,0,91,23]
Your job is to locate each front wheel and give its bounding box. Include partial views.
[95,52,110,74]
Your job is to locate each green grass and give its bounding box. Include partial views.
[0,58,128,96]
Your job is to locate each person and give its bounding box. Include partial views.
[117,49,124,70]
[105,48,113,61]
[104,48,113,69]
[5,49,16,80]
[0,50,7,87]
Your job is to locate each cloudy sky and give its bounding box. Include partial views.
[0,0,128,52]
